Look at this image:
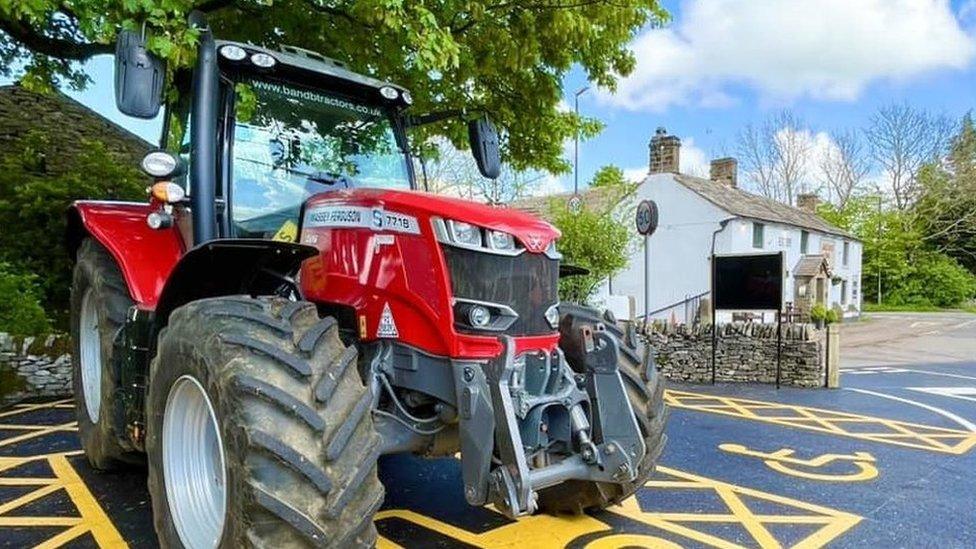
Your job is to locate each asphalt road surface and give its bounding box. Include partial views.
[2,311,974,548]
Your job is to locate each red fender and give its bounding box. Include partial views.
[68,201,186,309]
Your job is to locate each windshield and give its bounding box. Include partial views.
[230,78,411,239]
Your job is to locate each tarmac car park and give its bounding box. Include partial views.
[2,312,974,548]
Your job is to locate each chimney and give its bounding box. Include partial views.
[710,157,738,188]
[796,193,820,214]
[649,127,681,174]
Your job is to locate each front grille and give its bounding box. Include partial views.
[442,246,559,336]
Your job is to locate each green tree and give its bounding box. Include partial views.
[549,166,636,303]
[1,1,667,174]
[589,165,627,188]
[914,114,976,273]
[819,197,976,307]
[0,130,146,325]
[0,262,50,336]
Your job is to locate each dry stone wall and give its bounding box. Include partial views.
[0,333,72,404]
[646,322,826,387]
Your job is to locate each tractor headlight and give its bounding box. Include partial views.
[219,45,247,61]
[449,221,482,247]
[468,305,491,328]
[434,218,524,256]
[453,299,519,332]
[487,229,515,251]
[250,52,277,68]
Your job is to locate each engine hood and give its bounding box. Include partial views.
[304,188,560,252]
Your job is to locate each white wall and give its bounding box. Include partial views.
[593,174,864,321]
[716,219,863,319]
[593,174,728,321]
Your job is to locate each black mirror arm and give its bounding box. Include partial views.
[407,109,468,128]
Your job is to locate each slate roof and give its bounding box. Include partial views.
[793,255,831,277]
[673,174,854,239]
[508,174,854,240]
[511,185,631,220]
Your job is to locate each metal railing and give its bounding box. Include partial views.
[643,290,710,325]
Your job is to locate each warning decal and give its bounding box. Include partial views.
[377,302,399,338]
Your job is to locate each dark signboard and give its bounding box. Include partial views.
[713,253,783,311]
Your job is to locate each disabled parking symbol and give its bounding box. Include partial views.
[719,443,879,482]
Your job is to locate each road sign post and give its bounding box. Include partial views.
[635,200,658,323]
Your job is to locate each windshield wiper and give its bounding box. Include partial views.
[306,171,350,186]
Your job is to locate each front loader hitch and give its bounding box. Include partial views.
[483,337,536,516]
[456,326,647,519]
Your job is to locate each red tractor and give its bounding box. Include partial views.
[68,13,666,548]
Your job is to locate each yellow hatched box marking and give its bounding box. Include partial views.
[612,466,862,548]
[377,464,861,548]
[665,389,976,454]
[0,452,127,548]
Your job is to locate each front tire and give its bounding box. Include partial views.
[146,296,383,548]
[537,303,668,514]
[70,238,139,470]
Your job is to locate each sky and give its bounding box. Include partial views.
[7,0,976,198]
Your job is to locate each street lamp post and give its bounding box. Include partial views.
[573,86,589,194]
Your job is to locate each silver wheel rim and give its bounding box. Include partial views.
[163,375,227,549]
[79,288,101,423]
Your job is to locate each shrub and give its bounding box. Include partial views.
[0,263,50,336]
[825,307,840,324]
[547,167,636,304]
[0,131,146,326]
[810,304,827,322]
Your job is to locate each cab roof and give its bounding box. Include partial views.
[215,40,410,100]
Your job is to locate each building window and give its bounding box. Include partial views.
[800,231,809,254]
[841,280,848,304]
[842,241,850,266]
[752,223,765,248]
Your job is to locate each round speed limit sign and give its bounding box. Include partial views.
[636,199,658,236]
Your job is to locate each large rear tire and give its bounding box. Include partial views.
[70,238,139,470]
[537,303,668,514]
[146,296,384,548]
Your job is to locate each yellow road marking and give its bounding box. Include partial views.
[48,454,128,548]
[376,464,861,548]
[0,399,73,419]
[0,453,127,548]
[33,523,91,549]
[665,389,976,454]
[0,517,83,527]
[584,534,684,548]
[377,507,613,548]
[0,421,78,448]
[719,444,879,482]
[612,466,862,549]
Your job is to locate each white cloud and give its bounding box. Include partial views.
[600,0,975,111]
[623,167,649,183]
[529,173,570,197]
[679,137,710,177]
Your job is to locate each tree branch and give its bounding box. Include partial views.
[0,16,112,61]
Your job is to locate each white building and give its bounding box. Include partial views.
[524,129,863,323]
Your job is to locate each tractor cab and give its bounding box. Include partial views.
[116,15,499,247]
[165,41,418,242]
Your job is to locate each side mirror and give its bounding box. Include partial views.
[114,30,165,119]
[468,117,501,179]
